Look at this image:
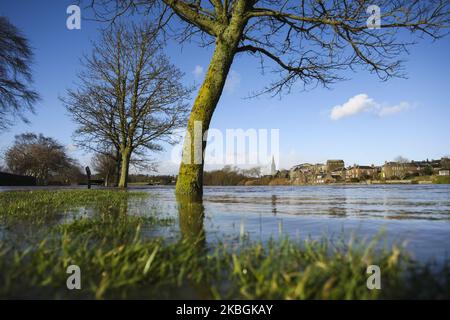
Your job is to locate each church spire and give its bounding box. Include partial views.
[271,155,276,175]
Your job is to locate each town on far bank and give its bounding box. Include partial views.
[126,156,450,187]
[267,157,450,186]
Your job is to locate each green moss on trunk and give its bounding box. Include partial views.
[176,18,247,198]
[118,149,130,188]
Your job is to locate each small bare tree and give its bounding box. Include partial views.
[0,16,40,130]
[62,22,191,187]
[91,151,117,186]
[86,0,449,197]
[394,155,411,179]
[394,156,410,164]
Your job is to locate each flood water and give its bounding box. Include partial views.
[132,184,450,264]
[2,184,450,263]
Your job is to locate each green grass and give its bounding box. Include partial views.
[0,189,148,224]
[433,176,450,184]
[0,189,449,299]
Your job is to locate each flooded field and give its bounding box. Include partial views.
[1,185,450,299]
[1,184,450,263]
[128,184,450,263]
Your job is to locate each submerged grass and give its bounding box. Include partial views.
[0,189,449,299]
[0,189,148,223]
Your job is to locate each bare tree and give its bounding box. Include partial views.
[394,155,411,179]
[394,156,409,164]
[241,166,261,178]
[62,22,191,187]
[91,151,117,186]
[0,16,40,130]
[5,133,80,185]
[85,0,449,198]
[441,156,450,170]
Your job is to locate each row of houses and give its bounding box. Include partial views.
[285,158,450,184]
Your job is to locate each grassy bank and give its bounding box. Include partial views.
[0,189,449,299]
[433,176,450,184]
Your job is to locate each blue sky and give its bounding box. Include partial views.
[1,0,449,174]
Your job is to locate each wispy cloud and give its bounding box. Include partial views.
[192,65,204,79]
[378,101,411,117]
[330,93,411,120]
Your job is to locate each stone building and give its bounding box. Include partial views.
[289,163,315,184]
[290,161,345,184]
[382,158,446,179]
[289,163,327,184]
[346,165,379,181]
[326,160,345,173]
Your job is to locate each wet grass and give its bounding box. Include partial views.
[0,189,149,227]
[0,189,449,299]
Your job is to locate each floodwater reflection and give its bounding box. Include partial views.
[129,184,450,264]
[176,194,206,249]
[175,195,212,298]
[2,184,450,264]
[271,195,277,215]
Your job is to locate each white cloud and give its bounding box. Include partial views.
[378,101,411,117]
[330,94,376,120]
[224,70,241,93]
[192,65,204,79]
[330,93,411,120]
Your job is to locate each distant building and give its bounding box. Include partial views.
[289,160,344,184]
[275,169,290,179]
[381,162,411,179]
[288,156,448,183]
[346,165,379,180]
[331,167,346,181]
[314,173,326,184]
[290,163,311,184]
[326,160,345,173]
[440,157,450,170]
[382,158,445,179]
[289,163,323,184]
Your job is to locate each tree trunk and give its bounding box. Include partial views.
[114,149,121,187]
[105,172,110,187]
[175,38,240,198]
[118,149,130,188]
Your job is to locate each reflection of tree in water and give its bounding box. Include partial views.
[176,194,205,249]
[175,194,211,298]
[271,194,277,215]
[325,195,347,217]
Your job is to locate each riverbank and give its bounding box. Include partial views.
[1,189,450,299]
[239,175,450,186]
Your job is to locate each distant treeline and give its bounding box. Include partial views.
[126,174,176,185]
[122,167,263,186]
[203,166,263,186]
